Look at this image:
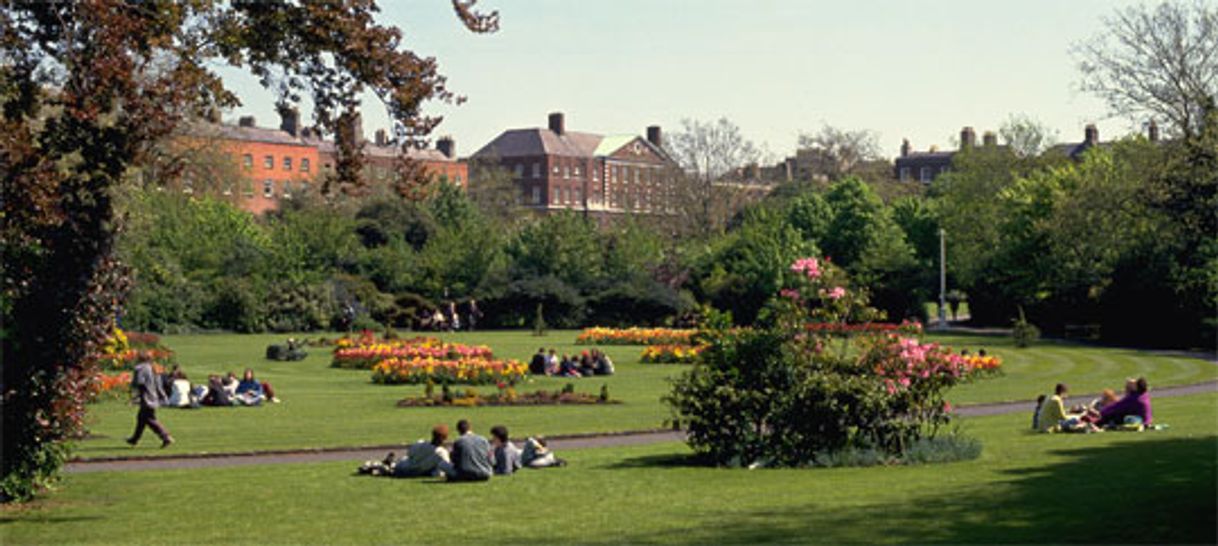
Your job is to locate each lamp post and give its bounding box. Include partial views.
[938,228,947,331]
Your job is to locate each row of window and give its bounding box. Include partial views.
[242,153,312,173]
[510,161,659,185]
[898,165,949,183]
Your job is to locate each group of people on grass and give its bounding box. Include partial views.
[529,348,615,377]
[127,360,280,448]
[361,420,565,481]
[1034,377,1154,433]
[416,299,483,332]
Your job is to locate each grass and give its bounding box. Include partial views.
[6,393,1215,544]
[73,329,1218,459]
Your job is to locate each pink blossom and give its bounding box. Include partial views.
[780,288,801,300]
[826,286,846,300]
[943,401,953,413]
[790,257,822,280]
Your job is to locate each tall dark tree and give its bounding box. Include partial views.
[0,0,496,501]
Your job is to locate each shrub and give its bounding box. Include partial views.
[665,256,998,468]
[1013,306,1040,348]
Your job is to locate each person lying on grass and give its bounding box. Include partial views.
[521,436,567,468]
[392,424,454,478]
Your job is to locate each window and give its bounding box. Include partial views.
[532,163,540,178]
[899,167,910,181]
[574,187,582,204]
[514,164,524,177]
[301,158,311,173]
[563,165,569,179]
[919,167,932,183]
[574,165,581,178]
[593,166,599,181]
[455,175,462,185]
[264,155,274,169]
[634,168,640,184]
[283,156,292,171]
[532,186,541,204]
[283,181,293,198]
[299,182,309,195]
[551,188,558,205]
[552,164,560,175]
[263,180,274,198]
[222,182,233,196]
[243,180,254,197]
[242,154,253,169]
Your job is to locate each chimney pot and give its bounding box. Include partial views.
[375,129,388,146]
[1147,120,1159,142]
[982,131,997,147]
[238,115,256,128]
[437,136,455,159]
[1084,124,1099,145]
[548,112,565,135]
[960,126,976,150]
[646,125,662,148]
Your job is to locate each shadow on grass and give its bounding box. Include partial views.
[611,436,1218,544]
[605,452,708,469]
[0,515,103,525]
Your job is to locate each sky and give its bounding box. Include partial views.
[220,0,1154,162]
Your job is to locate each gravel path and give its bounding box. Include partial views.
[66,380,1217,474]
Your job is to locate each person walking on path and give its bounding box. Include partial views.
[127,359,174,448]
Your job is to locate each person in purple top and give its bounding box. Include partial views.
[1098,377,1152,426]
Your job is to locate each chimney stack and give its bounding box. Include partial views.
[238,115,256,128]
[982,131,997,147]
[646,125,662,149]
[960,126,976,150]
[375,129,388,146]
[785,157,796,182]
[900,138,911,157]
[548,112,565,135]
[278,106,300,137]
[1147,120,1159,142]
[437,136,455,159]
[1084,124,1099,146]
[338,111,364,145]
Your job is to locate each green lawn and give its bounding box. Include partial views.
[72,330,1218,459]
[7,393,1215,544]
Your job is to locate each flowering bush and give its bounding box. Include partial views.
[370,357,527,385]
[576,327,696,346]
[640,344,706,364]
[665,256,1000,467]
[330,336,493,369]
[91,328,176,371]
[86,371,132,402]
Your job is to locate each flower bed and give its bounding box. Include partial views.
[576,327,696,346]
[331,337,494,369]
[86,371,132,401]
[370,357,527,385]
[398,384,617,407]
[640,344,706,364]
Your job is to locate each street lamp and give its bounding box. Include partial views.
[938,228,947,330]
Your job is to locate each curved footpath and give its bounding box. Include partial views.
[66,379,1218,474]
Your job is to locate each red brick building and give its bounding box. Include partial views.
[178,109,467,214]
[472,112,677,214]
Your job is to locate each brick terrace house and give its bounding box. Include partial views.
[471,112,677,215]
[894,126,1000,184]
[177,109,467,214]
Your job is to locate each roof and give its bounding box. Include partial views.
[473,128,604,158]
[315,140,456,162]
[183,121,314,147]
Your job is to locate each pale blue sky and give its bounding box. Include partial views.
[221,0,1152,161]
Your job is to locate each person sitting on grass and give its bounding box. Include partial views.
[1036,383,1094,432]
[1099,377,1153,427]
[490,425,521,476]
[558,355,582,378]
[165,369,193,408]
[234,368,266,406]
[578,352,598,378]
[546,349,560,376]
[222,371,239,398]
[392,424,454,478]
[593,349,615,376]
[521,436,566,468]
[448,419,493,482]
[530,347,548,375]
[201,374,231,407]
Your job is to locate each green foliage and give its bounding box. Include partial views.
[1012,307,1040,349]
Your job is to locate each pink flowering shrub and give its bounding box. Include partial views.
[665,257,1000,467]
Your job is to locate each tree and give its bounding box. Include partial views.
[794,123,882,181]
[0,0,497,502]
[1074,0,1218,137]
[665,118,760,235]
[466,156,523,225]
[999,113,1059,158]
